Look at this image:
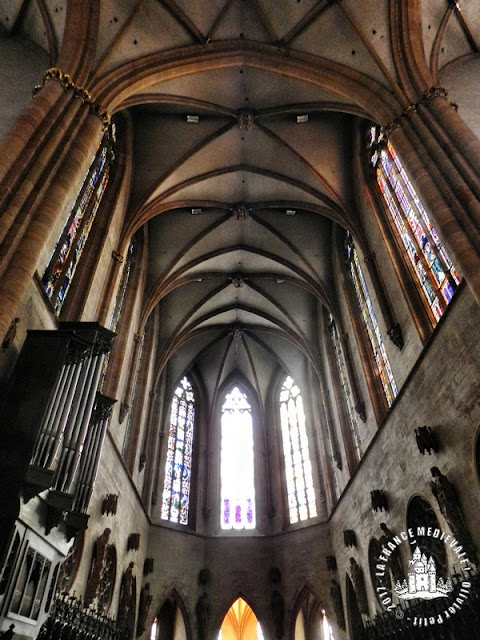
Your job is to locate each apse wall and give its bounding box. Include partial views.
[146,521,334,640]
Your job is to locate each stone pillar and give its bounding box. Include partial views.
[0,71,107,344]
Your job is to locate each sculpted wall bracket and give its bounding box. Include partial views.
[33,67,111,128]
[415,426,439,455]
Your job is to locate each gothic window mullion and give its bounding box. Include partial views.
[369,127,460,324]
[377,156,448,318]
[347,234,398,407]
[161,377,195,526]
[280,376,317,524]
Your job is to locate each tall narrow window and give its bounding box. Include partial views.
[42,130,114,315]
[346,234,398,407]
[280,376,317,524]
[221,386,255,530]
[122,329,146,458]
[369,127,460,323]
[161,377,195,525]
[109,241,135,332]
[328,315,362,461]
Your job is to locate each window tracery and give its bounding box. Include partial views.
[161,376,195,525]
[279,376,317,524]
[221,386,255,530]
[328,315,362,462]
[346,234,398,407]
[368,127,460,323]
[42,131,114,315]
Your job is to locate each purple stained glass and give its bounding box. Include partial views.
[246,499,253,524]
[235,505,242,524]
[224,499,230,525]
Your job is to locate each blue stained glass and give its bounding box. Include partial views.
[370,127,459,323]
[43,140,112,315]
[161,377,195,525]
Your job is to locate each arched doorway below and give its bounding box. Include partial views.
[220,598,262,640]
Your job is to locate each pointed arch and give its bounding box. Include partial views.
[161,376,197,526]
[220,383,256,530]
[152,588,192,640]
[279,375,317,525]
[291,585,323,640]
[220,597,261,640]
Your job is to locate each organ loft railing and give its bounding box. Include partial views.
[0,323,116,547]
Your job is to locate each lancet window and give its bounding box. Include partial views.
[279,376,317,524]
[346,234,398,407]
[42,130,114,315]
[328,315,362,461]
[368,127,460,323]
[220,386,255,530]
[161,377,195,525]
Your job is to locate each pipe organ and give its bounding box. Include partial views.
[0,323,115,550]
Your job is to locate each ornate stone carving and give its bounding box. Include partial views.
[136,582,153,637]
[143,557,154,575]
[198,568,211,586]
[355,401,367,423]
[344,529,357,547]
[195,591,210,640]
[422,86,449,105]
[112,250,124,264]
[127,533,140,551]
[232,203,251,220]
[430,467,477,561]
[326,555,337,572]
[118,562,136,635]
[387,323,404,350]
[139,453,147,471]
[119,402,130,424]
[349,557,369,615]
[33,68,111,128]
[101,494,118,516]
[415,426,439,455]
[371,489,388,512]
[238,110,255,131]
[84,528,111,606]
[330,579,346,630]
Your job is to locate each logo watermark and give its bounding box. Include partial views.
[375,526,473,627]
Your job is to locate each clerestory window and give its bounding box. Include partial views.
[220,386,255,530]
[161,377,195,525]
[368,127,460,323]
[279,376,317,524]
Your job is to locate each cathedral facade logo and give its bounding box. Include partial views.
[375,526,473,628]
[394,547,452,600]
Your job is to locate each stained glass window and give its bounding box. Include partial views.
[368,127,460,323]
[221,386,255,530]
[328,315,362,461]
[280,376,317,524]
[346,234,398,407]
[42,131,114,315]
[121,330,146,458]
[161,377,195,525]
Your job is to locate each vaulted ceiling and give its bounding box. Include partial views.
[2,0,479,407]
